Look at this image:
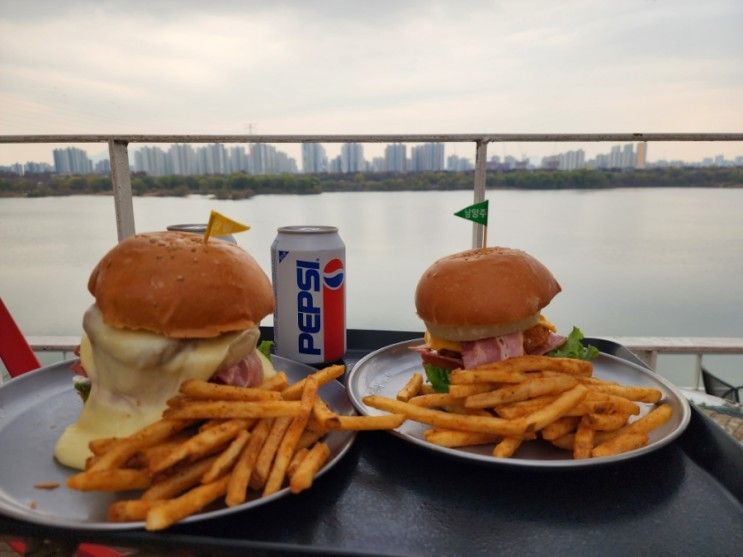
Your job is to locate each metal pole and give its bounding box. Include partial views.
[108,139,136,240]
[472,140,488,248]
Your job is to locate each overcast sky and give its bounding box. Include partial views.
[1,0,742,166]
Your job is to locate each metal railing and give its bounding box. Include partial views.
[3,132,743,390]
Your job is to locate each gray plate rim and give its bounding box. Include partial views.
[346,338,691,469]
[0,354,356,530]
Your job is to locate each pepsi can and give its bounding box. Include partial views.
[271,226,346,364]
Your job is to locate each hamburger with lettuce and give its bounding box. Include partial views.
[55,231,276,469]
[412,246,597,392]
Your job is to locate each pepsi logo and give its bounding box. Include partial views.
[323,258,344,289]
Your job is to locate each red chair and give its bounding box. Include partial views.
[0,297,40,378]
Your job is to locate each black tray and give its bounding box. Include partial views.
[2,331,742,556]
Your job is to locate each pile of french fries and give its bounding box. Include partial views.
[66,364,404,530]
[365,355,673,460]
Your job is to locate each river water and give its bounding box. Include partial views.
[1,188,742,385]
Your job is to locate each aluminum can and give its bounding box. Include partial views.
[166,223,236,244]
[271,226,346,364]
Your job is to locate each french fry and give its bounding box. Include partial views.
[329,414,406,431]
[551,433,575,451]
[250,417,292,490]
[296,430,324,452]
[312,398,341,429]
[290,442,331,494]
[573,419,595,459]
[264,377,319,496]
[202,429,251,484]
[460,355,592,377]
[260,372,289,391]
[447,383,497,398]
[397,373,423,402]
[150,419,248,474]
[588,383,663,403]
[409,393,464,408]
[493,395,559,419]
[423,429,501,448]
[163,400,303,420]
[87,419,192,473]
[493,437,522,458]
[146,476,230,531]
[448,369,528,385]
[583,412,630,431]
[88,437,118,456]
[142,457,217,501]
[420,384,436,395]
[287,448,310,479]
[226,419,273,506]
[541,416,581,441]
[594,403,673,444]
[362,395,528,437]
[67,469,152,492]
[522,384,589,432]
[180,380,282,401]
[592,432,649,458]
[281,365,345,401]
[466,376,578,408]
[107,499,164,522]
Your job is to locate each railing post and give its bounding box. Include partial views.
[694,353,703,390]
[472,140,488,248]
[108,139,136,240]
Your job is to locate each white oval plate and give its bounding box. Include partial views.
[0,355,356,530]
[346,338,691,468]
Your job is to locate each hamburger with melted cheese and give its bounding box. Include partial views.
[55,231,275,470]
[413,247,575,390]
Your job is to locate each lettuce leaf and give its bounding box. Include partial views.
[424,363,451,393]
[258,340,274,359]
[73,377,91,402]
[549,326,600,360]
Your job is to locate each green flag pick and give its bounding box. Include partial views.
[454,200,489,225]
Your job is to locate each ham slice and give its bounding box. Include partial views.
[527,333,567,356]
[211,352,263,388]
[461,332,524,368]
[409,344,464,369]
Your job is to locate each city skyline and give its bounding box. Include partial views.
[3,142,742,177]
[1,1,742,166]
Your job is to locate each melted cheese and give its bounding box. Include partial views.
[424,329,462,353]
[538,314,557,332]
[54,304,261,470]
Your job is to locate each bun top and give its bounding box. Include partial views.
[88,231,274,338]
[415,247,561,340]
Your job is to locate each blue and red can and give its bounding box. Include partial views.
[271,226,346,364]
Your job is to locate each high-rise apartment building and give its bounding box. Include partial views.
[410,143,445,171]
[53,147,93,175]
[340,143,365,173]
[635,142,647,169]
[384,143,407,172]
[302,143,328,173]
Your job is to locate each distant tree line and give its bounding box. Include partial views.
[1,167,742,198]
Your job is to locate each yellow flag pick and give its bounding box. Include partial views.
[203,210,250,242]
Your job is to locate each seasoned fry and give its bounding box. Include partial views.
[281,365,345,401]
[409,393,464,408]
[583,412,629,432]
[541,416,581,441]
[588,383,663,403]
[88,437,118,456]
[466,376,578,408]
[329,414,406,431]
[202,429,251,484]
[287,448,310,479]
[423,429,501,448]
[296,430,324,452]
[522,384,589,432]
[362,395,529,437]
[107,499,164,522]
[551,433,575,451]
[397,373,423,402]
[447,383,497,398]
[592,432,649,458]
[180,380,282,401]
[226,419,273,507]
[493,437,522,458]
[87,419,192,473]
[150,419,248,474]
[67,469,151,492]
[573,419,595,459]
[163,400,303,420]
[146,476,230,531]
[264,376,319,496]
[460,355,592,377]
[312,398,341,429]
[594,403,673,444]
[142,457,217,501]
[290,442,331,494]
[250,417,292,490]
[493,395,559,419]
[448,369,528,385]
